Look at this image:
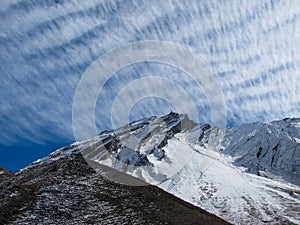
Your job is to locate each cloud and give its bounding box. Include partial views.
[0,0,300,145]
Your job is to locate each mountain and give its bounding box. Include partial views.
[1,112,299,224]
[220,118,300,185]
[0,153,229,225]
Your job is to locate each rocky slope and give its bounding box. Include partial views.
[0,153,229,225]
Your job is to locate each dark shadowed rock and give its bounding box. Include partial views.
[0,155,230,225]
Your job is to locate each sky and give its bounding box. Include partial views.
[1,0,300,171]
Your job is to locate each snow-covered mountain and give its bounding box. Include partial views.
[221,118,300,185]
[25,112,300,224]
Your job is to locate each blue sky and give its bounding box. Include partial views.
[1,0,300,171]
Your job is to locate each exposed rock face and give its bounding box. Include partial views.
[0,154,229,225]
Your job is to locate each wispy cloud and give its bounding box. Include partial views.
[1,0,300,145]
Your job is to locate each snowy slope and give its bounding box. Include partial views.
[160,143,300,224]
[26,113,300,224]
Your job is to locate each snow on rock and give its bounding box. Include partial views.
[220,118,300,185]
